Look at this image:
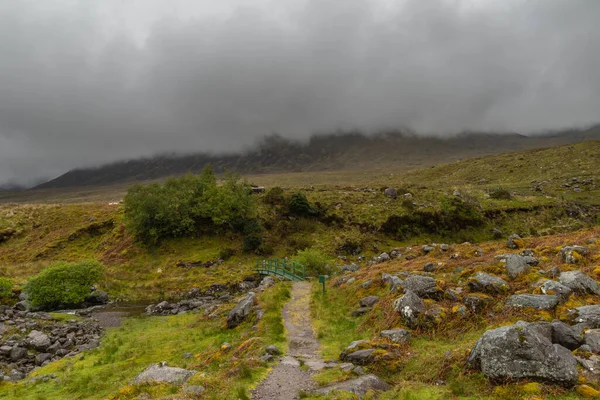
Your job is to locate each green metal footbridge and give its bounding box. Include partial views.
[255,258,306,281]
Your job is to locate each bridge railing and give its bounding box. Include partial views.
[255,258,306,281]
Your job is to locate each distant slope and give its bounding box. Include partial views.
[35,125,600,189]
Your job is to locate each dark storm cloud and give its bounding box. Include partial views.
[1,0,599,184]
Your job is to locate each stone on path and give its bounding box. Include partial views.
[312,374,391,397]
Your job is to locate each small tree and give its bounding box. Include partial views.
[24,261,104,310]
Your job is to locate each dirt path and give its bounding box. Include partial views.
[251,281,323,400]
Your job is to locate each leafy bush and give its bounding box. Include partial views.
[263,187,286,205]
[241,219,264,253]
[295,248,333,277]
[0,277,13,299]
[489,187,512,200]
[288,192,316,217]
[24,260,104,310]
[124,166,256,244]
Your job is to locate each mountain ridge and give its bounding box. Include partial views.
[34,126,600,189]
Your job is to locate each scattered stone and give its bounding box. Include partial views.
[259,354,274,363]
[505,294,559,310]
[384,188,398,199]
[468,272,509,293]
[10,346,27,361]
[463,294,492,313]
[559,271,600,295]
[359,296,379,308]
[571,305,600,329]
[560,246,588,264]
[265,345,282,356]
[312,374,391,397]
[378,252,391,262]
[360,280,372,289]
[342,349,375,365]
[423,262,435,272]
[382,274,403,292]
[507,234,522,249]
[504,254,531,279]
[440,244,450,251]
[227,292,256,329]
[550,320,581,351]
[422,245,435,254]
[84,290,109,305]
[345,340,368,352]
[221,342,231,351]
[341,264,360,273]
[402,275,438,298]
[380,329,411,344]
[351,307,371,317]
[132,363,196,385]
[492,228,503,239]
[183,385,206,395]
[35,353,52,366]
[585,330,600,354]
[467,321,578,385]
[27,330,51,351]
[393,290,426,328]
[536,279,573,302]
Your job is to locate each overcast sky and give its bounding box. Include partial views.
[1,0,599,185]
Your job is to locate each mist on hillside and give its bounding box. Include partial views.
[1,0,599,185]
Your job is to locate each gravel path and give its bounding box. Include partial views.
[251,281,322,400]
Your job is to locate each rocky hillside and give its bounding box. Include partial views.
[309,227,600,398]
[34,125,600,189]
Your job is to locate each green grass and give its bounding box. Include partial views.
[0,283,291,400]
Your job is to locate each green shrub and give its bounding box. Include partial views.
[489,187,512,200]
[0,277,13,299]
[288,192,316,217]
[24,260,104,310]
[241,220,264,253]
[263,187,286,205]
[124,166,256,244]
[295,248,333,277]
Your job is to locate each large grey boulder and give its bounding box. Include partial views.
[536,279,573,302]
[27,330,51,351]
[402,275,438,298]
[380,329,411,344]
[227,292,256,328]
[393,290,425,328]
[467,321,578,385]
[312,374,391,397]
[468,272,509,293]
[505,294,559,310]
[504,254,530,279]
[133,363,196,385]
[559,271,600,295]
